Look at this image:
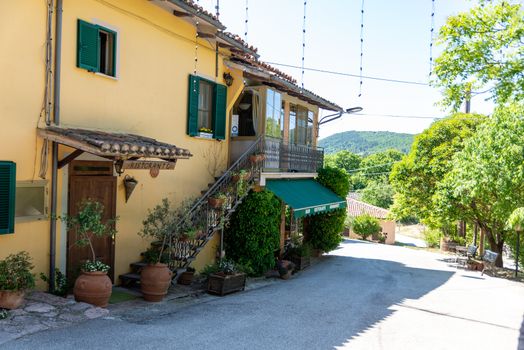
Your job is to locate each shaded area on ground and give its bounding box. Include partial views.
[5,240,454,350]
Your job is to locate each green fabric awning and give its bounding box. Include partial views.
[265,179,347,218]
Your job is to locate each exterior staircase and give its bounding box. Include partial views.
[119,136,265,288]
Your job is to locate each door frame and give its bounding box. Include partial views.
[67,160,117,282]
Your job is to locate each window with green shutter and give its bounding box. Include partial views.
[0,161,16,234]
[187,75,227,140]
[77,19,117,77]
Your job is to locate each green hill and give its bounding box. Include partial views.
[318,131,415,155]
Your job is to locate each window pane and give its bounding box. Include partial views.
[307,111,314,146]
[274,92,282,138]
[198,81,213,130]
[297,107,308,145]
[289,105,297,144]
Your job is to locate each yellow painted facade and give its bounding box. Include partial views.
[0,0,242,288]
[0,0,333,290]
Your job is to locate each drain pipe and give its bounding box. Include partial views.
[49,0,63,293]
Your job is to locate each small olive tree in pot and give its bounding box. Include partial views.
[59,200,117,307]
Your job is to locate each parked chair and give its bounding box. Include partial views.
[481,250,499,276]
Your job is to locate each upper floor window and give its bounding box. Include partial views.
[77,19,117,77]
[198,80,213,130]
[187,75,227,140]
[265,89,283,138]
[289,105,297,145]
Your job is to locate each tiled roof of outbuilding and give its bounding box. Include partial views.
[347,198,391,219]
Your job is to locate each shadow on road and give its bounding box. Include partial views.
[519,315,524,350]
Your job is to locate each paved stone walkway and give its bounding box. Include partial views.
[0,292,109,345]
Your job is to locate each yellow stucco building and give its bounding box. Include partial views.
[0,0,344,290]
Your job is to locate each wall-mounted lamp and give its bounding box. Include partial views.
[123,175,138,203]
[114,159,124,176]
[223,72,234,87]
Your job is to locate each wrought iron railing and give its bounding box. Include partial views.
[263,137,324,173]
[164,135,323,271]
[166,135,265,270]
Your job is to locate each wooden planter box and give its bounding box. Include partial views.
[290,255,310,271]
[207,273,246,296]
[177,271,194,285]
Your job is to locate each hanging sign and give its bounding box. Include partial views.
[231,114,239,137]
[122,160,176,170]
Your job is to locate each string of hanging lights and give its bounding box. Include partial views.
[193,0,200,92]
[429,0,436,77]
[301,1,307,92]
[244,0,249,42]
[358,0,365,97]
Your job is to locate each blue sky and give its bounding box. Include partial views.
[199,0,494,137]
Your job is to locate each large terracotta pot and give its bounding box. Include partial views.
[0,290,25,309]
[141,263,172,302]
[74,271,112,308]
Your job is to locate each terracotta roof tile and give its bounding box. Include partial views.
[346,198,391,219]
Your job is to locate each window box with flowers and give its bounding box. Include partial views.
[198,128,214,139]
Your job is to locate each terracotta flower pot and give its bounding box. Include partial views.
[208,197,225,209]
[232,171,251,182]
[141,263,172,302]
[74,271,112,308]
[249,154,265,163]
[0,290,25,310]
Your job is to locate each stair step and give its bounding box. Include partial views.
[130,262,146,271]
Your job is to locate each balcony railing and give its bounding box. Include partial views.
[263,137,324,173]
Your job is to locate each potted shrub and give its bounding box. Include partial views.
[206,260,246,296]
[139,198,175,302]
[277,260,295,280]
[208,192,227,209]
[59,200,117,307]
[0,251,35,309]
[249,152,266,164]
[177,267,195,285]
[140,248,172,302]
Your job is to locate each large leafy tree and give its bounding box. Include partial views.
[433,1,524,111]
[360,149,404,183]
[434,104,524,267]
[324,150,362,174]
[390,113,484,227]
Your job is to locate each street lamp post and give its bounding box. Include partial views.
[309,107,363,136]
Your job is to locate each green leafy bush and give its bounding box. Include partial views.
[423,228,442,248]
[352,214,381,240]
[40,268,67,297]
[0,251,35,291]
[305,167,349,252]
[224,190,281,276]
[315,167,350,197]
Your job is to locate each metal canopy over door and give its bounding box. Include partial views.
[67,161,116,285]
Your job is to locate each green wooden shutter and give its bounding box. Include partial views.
[187,75,200,136]
[0,161,16,234]
[213,83,227,140]
[77,19,100,72]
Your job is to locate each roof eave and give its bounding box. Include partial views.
[167,0,226,30]
[216,32,260,59]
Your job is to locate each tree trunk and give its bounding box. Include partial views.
[489,239,504,268]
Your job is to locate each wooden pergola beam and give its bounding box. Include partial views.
[58,149,84,169]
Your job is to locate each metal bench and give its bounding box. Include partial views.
[456,244,477,266]
[481,250,499,276]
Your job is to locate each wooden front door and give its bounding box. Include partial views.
[68,161,116,284]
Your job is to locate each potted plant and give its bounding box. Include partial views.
[198,127,213,139]
[40,268,68,297]
[140,247,172,302]
[59,200,117,307]
[231,169,251,182]
[208,192,227,209]
[177,266,195,285]
[0,251,35,309]
[206,260,246,296]
[249,151,265,164]
[277,260,295,280]
[287,243,311,271]
[139,198,175,302]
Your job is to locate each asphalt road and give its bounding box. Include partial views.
[4,240,524,350]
